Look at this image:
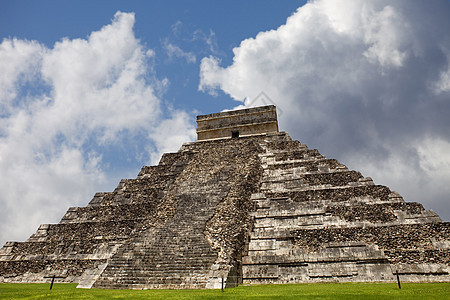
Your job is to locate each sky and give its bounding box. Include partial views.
[0,0,449,247]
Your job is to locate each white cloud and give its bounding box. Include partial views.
[0,11,194,246]
[0,38,46,113]
[167,21,221,59]
[434,63,450,94]
[171,20,183,36]
[416,137,450,180]
[147,110,197,164]
[163,39,196,64]
[193,29,220,55]
[199,0,450,220]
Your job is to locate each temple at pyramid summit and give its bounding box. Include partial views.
[0,105,449,289]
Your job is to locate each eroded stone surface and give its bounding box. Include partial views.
[242,134,449,284]
[196,105,278,141]
[0,106,449,288]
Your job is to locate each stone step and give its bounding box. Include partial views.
[260,170,363,189]
[106,261,216,268]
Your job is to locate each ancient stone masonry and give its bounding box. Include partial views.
[196,105,278,141]
[0,105,449,288]
[242,133,449,284]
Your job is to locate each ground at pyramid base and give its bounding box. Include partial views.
[0,105,449,289]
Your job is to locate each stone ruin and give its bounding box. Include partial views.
[0,105,449,289]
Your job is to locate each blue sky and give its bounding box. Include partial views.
[0,0,303,113]
[1,0,450,246]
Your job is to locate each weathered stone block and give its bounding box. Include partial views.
[197,105,278,141]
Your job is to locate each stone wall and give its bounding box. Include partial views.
[196,105,278,141]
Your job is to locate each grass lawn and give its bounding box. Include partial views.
[0,282,449,299]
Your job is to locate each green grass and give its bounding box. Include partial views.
[1,282,449,299]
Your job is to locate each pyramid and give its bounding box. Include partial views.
[0,105,449,289]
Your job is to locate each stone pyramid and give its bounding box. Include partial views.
[0,105,449,289]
